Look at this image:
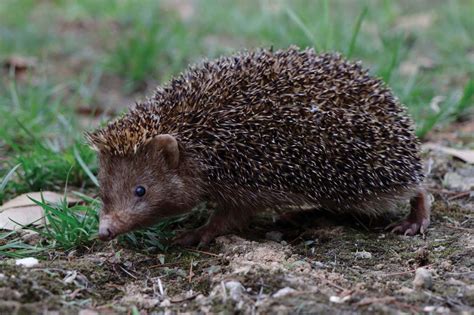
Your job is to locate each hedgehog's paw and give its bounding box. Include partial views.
[386,217,430,236]
[386,190,431,236]
[172,226,217,248]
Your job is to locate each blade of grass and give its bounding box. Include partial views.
[347,6,368,58]
[322,0,333,50]
[0,240,44,258]
[286,7,315,48]
[0,163,21,192]
[454,79,474,115]
[14,118,48,151]
[74,146,99,187]
[380,36,402,83]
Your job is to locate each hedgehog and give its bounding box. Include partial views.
[87,47,430,246]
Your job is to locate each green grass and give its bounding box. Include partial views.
[0,193,99,258]
[25,193,99,250]
[0,0,473,258]
[0,230,44,258]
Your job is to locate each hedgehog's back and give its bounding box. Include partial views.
[98,47,424,213]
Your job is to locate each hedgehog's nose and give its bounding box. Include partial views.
[98,226,114,241]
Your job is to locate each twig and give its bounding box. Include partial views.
[325,281,347,291]
[149,261,186,269]
[150,258,218,269]
[170,294,199,303]
[446,224,473,232]
[446,271,474,276]
[188,259,194,283]
[185,248,220,257]
[448,191,472,201]
[117,264,137,279]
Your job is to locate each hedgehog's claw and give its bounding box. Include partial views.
[387,190,431,236]
[388,220,424,236]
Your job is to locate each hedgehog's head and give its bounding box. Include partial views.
[87,132,199,241]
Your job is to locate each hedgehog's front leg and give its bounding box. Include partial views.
[387,190,431,236]
[173,208,252,247]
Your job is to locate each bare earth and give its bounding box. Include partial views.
[0,142,473,314]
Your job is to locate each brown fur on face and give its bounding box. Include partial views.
[97,135,202,240]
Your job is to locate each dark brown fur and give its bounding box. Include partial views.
[88,47,430,245]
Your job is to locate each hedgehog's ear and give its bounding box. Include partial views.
[150,134,180,169]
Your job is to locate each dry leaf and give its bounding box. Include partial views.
[0,192,79,230]
[2,55,36,73]
[423,143,474,164]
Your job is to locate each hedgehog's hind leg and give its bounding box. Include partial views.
[386,190,431,236]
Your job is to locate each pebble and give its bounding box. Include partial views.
[413,267,433,290]
[354,250,372,259]
[329,295,351,304]
[15,257,39,268]
[160,299,171,307]
[225,281,244,302]
[273,287,296,298]
[312,261,326,269]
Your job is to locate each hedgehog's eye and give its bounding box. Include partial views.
[134,186,146,197]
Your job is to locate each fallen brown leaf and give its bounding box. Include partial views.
[423,143,474,164]
[0,192,79,230]
[2,55,36,74]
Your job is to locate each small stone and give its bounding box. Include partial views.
[423,306,435,312]
[160,299,171,307]
[413,267,433,290]
[313,261,326,269]
[354,250,372,259]
[15,257,39,268]
[329,295,351,304]
[225,281,244,302]
[273,287,296,298]
[78,310,99,315]
[265,231,283,242]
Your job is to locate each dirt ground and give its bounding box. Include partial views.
[1,1,473,313]
[0,132,473,314]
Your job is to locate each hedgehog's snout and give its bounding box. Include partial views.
[98,215,117,241]
[98,226,115,241]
